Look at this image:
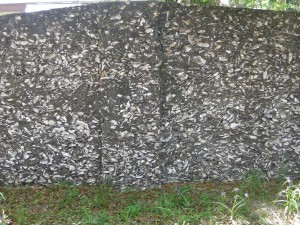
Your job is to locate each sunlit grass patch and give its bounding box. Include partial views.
[0,174,299,224]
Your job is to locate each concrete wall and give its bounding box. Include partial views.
[0,2,299,188]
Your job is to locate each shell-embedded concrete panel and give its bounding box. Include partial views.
[158,4,300,182]
[0,2,299,188]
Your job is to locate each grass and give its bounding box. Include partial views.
[276,180,300,217]
[0,172,299,225]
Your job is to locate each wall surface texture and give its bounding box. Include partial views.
[0,2,299,188]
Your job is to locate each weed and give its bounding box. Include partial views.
[156,185,194,213]
[214,194,248,221]
[173,186,194,208]
[81,189,111,209]
[17,205,26,225]
[79,208,110,225]
[0,192,11,225]
[121,204,142,224]
[155,192,177,218]
[59,186,79,208]
[276,179,300,217]
[0,193,5,202]
[238,169,269,200]
[199,192,213,209]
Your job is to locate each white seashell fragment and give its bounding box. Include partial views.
[47,53,56,60]
[186,86,193,96]
[197,42,209,48]
[194,56,206,65]
[289,52,293,63]
[111,120,118,126]
[128,53,136,59]
[188,35,194,45]
[219,56,228,62]
[77,112,84,116]
[93,54,100,63]
[230,123,239,129]
[0,92,9,97]
[15,41,28,45]
[110,14,121,20]
[69,165,75,171]
[145,28,153,33]
[71,54,81,59]
[48,120,56,126]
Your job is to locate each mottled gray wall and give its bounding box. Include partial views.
[0,2,299,188]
